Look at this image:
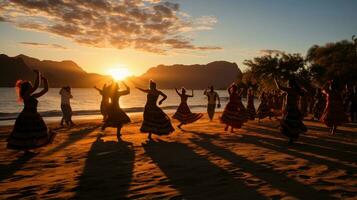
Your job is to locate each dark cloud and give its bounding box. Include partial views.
[260,49,284,55]
[20,42,68,49]
[1,0,220,53]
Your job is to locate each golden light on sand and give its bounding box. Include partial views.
[107,67,131,81]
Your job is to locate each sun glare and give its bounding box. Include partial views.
[107,67,131,81]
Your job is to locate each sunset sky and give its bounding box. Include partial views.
[0,0,356,76]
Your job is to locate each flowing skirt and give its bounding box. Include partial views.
[221,102,249,128]
[320,102,348,127]
[256,102,273,119]
[61,104,72,122]
[313,100,325,119]
[173,102,203,124]
[103,106,131,128]
[280,106,307,139]
[7,111,56,150]
[140,105,174,135]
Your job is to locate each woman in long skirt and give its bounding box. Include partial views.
[173,88,203,129]
[221,84,249,132]
[275,78,307,144]
[320,80,348,135]
[102,81,131,140]
[94,84,111,121]
[137,80,174,140]
[7,70,56,154]
[312,88,326,120]
[246,88,256,120]
[256,91,273,122]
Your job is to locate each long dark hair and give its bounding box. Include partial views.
[289,78,304,96]
[15,80,32,102]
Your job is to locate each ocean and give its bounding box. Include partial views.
[0,88,260,126]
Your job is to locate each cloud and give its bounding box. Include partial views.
[1,0,220,53]
[20,42,68,50]
[260,49,284,55]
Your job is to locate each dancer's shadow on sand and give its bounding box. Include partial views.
[188,134,337,200]
[143,139,265,200]
[0,153,37,182]
[75,136,134,200]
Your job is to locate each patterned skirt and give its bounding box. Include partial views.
[173,102,203,124]
[256,103,273,119]
[7,111,56,150]
[140,105,174,135]
[61,104,72,122]
[221,102,249,128]
[103,107,131,128]
[320,103,348,127]
[280,107,307,139]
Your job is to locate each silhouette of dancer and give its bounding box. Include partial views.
[173,87,203,129]
[221,84,249,132]
[102,82,131,140]
[204,86,221,121]
[312,88,326,120]
[320,79,348,135]
[7,70,56,154]
[59,86,74,127]
[275,78,307,144]
[256,91,273,122]
[246,88,256,120]
[94,84,110,121]
[137,80,174,140]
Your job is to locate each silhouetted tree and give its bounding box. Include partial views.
[306,40,357,86]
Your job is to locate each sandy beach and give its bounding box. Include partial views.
[0,113,356,199]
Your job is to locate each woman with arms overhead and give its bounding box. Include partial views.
[173,87,203,129]
[7,70,56,154]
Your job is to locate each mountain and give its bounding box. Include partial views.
[0,54,242,89]
[0,54,111,87]
[132,61,242,89]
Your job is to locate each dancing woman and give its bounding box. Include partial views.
[137,80,174,140]
[221,84,249,132]
[312,88,326,120]
[59,86,74,127]
[7,70,56,154]
[173,88,203,128]
[320,80,348,135]
[246,88,256,120]
[256,91,273,122]
[102,82,131,140]
[275,78,307,144]
[94,84,110,121]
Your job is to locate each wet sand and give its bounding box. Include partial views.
[0,113,356,199]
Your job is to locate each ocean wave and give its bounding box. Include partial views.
[0,105,207,121]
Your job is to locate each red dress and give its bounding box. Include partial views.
[221,92,249,128]
[173,95,203,124]
[320,89,348,127]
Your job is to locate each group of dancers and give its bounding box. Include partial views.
[6,69,357,154]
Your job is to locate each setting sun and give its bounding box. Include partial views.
[107,68,131,81]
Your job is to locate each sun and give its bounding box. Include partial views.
[107,67,131,81]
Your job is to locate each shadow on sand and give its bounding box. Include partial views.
[143,139,265,200]
[188,133,337,200]
[0,153,37,182]
[75,136,135,200]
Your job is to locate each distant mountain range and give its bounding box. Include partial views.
[0,54,242,89]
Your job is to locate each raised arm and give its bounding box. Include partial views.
[136,87,149,93]
[175,88,182,97]
[29,70,40,94]
[94,86,103,95]
[158,91,167,105]
[119,81,130,96]
[238,88,244,96]
[32,76,49,98]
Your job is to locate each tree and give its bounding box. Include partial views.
[306,40,357,86]
[243,52,305,90]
